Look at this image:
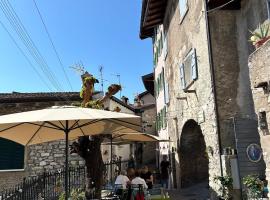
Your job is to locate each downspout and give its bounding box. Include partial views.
[204,0,224,177]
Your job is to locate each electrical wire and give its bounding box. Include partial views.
[0,0,64,93]
[0,19,53,92]
[206,0,235,13]
[32,0,73,92]
[0,0,72,103]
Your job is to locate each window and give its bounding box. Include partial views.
[179,48,198,90]
[163,35,168,60]
[156,106,167,131]
[179,0,188,23]
[0,138,24,170]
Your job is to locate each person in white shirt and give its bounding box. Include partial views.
[131,170,148,189]
[114,170,130,189]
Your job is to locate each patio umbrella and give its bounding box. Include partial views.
[0,106,142,199]
[102,132,169,184]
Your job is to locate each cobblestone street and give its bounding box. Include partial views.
[168,182,209,200]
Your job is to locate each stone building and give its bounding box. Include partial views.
[0,92,83,190]
[133,89,157,167]
[139,0,270,197]
[249,39,270,186]
[0,92,136,190]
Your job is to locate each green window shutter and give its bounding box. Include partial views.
[164,107,167,128]
[0,138,24,170]
[161,68,165,90]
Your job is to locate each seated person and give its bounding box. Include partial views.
[115,170,130,189]
[141,165,153,189]
[131,170,148,189]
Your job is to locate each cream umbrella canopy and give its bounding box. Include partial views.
[0,106,141,199]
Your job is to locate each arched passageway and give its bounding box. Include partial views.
[179,119,209,188]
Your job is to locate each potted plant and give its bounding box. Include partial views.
[242,174,264,199]
[250,23,270,49]
[214,175,233,200]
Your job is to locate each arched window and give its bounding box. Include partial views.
[0,138,24,170]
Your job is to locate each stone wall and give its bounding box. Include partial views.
[209,0,268,148]
[0,94,83,190]
[208,0,268,181]
[141,104,157,167]
[249,40,270,187]
[163,0,221,195]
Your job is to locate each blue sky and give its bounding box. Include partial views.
[0,0,152,101]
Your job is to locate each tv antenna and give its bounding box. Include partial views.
[99,65,104,93]
[111,73,122,98]
[70,61,85,75]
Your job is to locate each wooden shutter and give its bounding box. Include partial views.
[179,63,186,89]
[191,48,198,80]
[0,138,24,170]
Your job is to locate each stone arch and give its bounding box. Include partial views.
[178,119,209,188]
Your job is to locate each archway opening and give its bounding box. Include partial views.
[179,119,209,188]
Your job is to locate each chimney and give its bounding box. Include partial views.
[121,96,129,104]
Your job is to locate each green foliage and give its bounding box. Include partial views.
[250,23,270,44]
[242,174,264,199]
[214,175,233,200]
[70,188,85,200]
[58,189,85,200]
[58,192,65,200]
[80,86,85,99]
[84,100,103,109]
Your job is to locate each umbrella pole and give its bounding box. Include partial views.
[65,121,69,200]
[110,135,113,186]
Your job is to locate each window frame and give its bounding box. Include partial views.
[179,48,198,90]
[179,0,189,24]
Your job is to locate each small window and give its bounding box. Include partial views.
[179,48,198,90]
[0,138,24,170]
[179,0,188,23]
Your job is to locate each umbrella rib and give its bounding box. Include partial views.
[26,122,62,130]
[70,119,102,130]
[58,121,65,129]
[69,120,80,130]
[26,122,46,146]
[45,121,64,130]
[107,118,141,128]
[104,119,141,131]
[0,123,25,132]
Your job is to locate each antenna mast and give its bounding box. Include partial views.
[99,65,104,93]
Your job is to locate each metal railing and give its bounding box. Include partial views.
[0,166,85,200]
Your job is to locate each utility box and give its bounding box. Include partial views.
[221,155,241,189]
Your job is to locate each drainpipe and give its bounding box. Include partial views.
[204,0,224,177]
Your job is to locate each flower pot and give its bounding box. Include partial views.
[255,36,270,49]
